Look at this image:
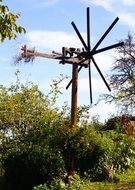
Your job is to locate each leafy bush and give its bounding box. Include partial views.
[1,74,134,189]
[104,116,122,131]
[54,126,115,181]
[112,133,135,171]
[3,144,65,190]
[0,71,64,141]
[100,129,135,172]
[2,118,135,189]
[33,174,85,190]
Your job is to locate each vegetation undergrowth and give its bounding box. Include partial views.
[0,73,135,190]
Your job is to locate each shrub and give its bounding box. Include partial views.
[59,126,115,181]
[3,144,65,190]
[33,174,85,190]
[104,116,122,131]
[101,131,135,172]
[112,133,135,171]
[77,131,115,181]
[29,125,115,182]
[3,121,133,188]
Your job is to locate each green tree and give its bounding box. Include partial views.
[0,71,60,141]
[0,0,25,42]
[103,34,135,113]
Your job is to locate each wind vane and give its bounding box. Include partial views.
[20,7,124,127]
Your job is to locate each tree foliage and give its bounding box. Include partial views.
[0,70,61,144]
[3,144,65,190]
[0,0,26,42]
[103,34,135,113]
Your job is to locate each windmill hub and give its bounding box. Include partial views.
[80,51,92,60]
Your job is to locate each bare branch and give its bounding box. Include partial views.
[101,34,135,113]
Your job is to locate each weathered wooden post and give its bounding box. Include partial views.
[71,63,78,127]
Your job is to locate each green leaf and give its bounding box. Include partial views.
[0,3,26,42]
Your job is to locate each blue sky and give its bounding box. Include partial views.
[1,0,135,122]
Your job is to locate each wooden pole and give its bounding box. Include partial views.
[71,63,78,127]
[68,63,78,177]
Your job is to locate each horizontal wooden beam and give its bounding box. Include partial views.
[21,47,89,66]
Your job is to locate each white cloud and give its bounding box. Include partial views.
[78,77,108,93]
[118,12,135,31]
[123,0,135,6]
[93,52,114,71]
[26,30,86,52]
[89,102,116,122]
[83,0,135,32]
[26,29,114,70]
[25,29,114,97]
[83,0,116,11]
